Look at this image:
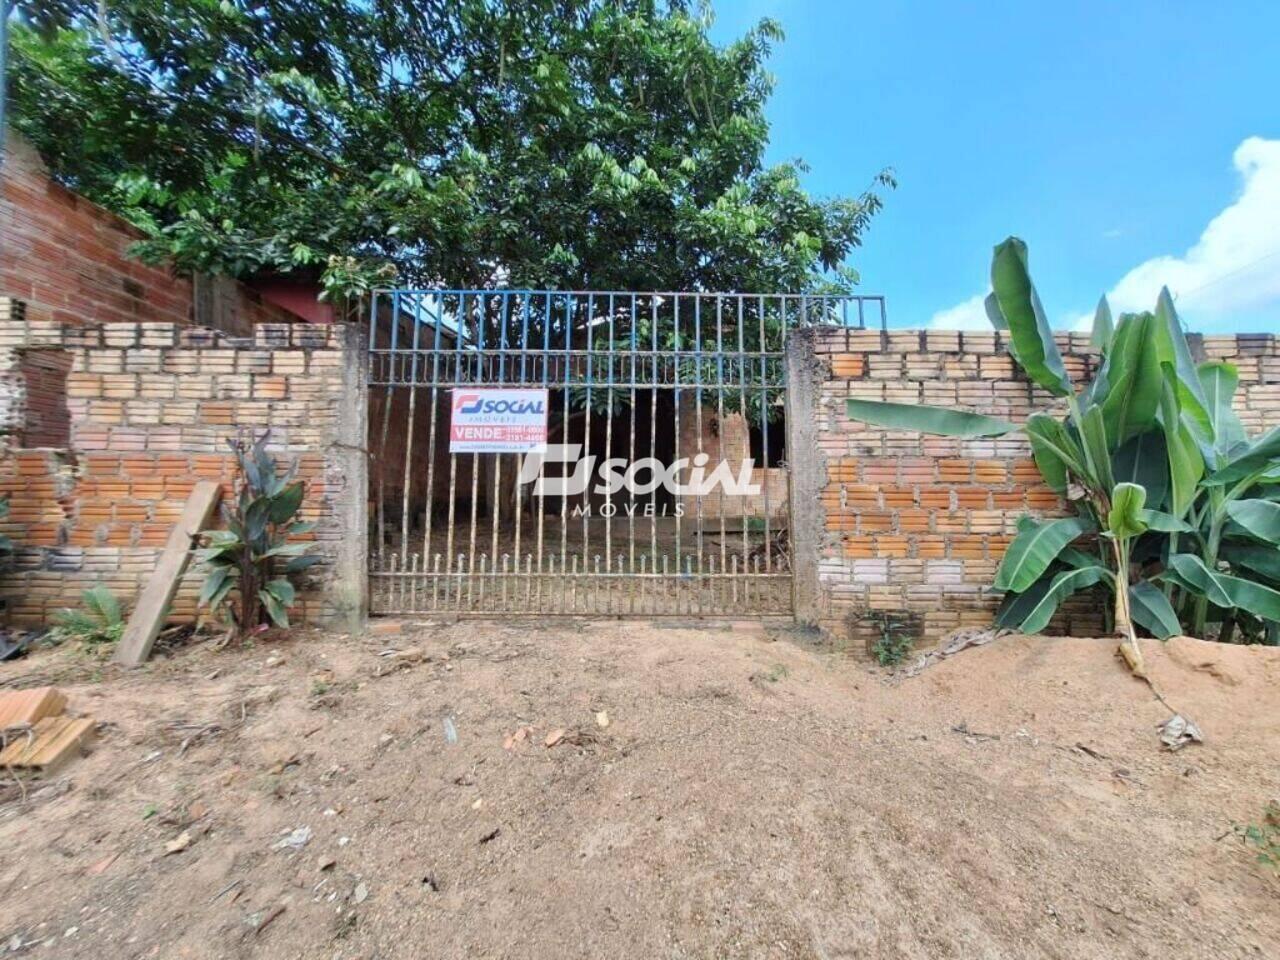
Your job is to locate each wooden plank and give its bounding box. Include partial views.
[0,715,95,772]
[113,480,221,667]
[0,687,66,728]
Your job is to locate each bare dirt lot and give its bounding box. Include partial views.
[1,620,1278,959]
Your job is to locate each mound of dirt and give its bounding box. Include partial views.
[908,632,1280,748]
[1,623,1277,959]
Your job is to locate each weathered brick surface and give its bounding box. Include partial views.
[1,134,302,336]
[812,327,1280,652]
[0,302,356,626]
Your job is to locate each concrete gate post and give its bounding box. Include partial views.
[784,327,828,626]
[332,322,369,633]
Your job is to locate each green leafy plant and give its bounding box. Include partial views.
[197,431,318,639]
[50,585,125,649]
[846,237,1280,657]
[872,628,914,668]
[1235,802,1280,876]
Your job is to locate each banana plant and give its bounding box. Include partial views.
[1156,360,1280,640]
[845,236,1280,649]
[196,430,319,638]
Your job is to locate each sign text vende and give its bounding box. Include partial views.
[449,388,549,453]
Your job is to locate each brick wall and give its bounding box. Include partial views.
[0,296,363,626]
[1,133,306,336]
[673,406,788,520]
[809,326,1280,653]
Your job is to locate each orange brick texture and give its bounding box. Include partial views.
[1,133,302,336]
[812,326,1280,652]
[0,297,355,626]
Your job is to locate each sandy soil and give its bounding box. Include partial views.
[1,621,1278,959]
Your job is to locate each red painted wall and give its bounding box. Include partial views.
[248,278,336,324]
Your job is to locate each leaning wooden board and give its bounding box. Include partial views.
[0,715,96,773]
[0,687,67,729]
[114,480,220,667]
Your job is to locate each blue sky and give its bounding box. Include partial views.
[711,1,1280,333]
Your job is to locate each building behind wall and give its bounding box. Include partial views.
[1,132,303,336]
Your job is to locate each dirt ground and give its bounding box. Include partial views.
[1,620,1278,959]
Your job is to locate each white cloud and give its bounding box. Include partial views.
[928,292,990,330]
[931,136,1280,334]
[1102,136,1280,329]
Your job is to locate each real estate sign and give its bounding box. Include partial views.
[449,388,549,453]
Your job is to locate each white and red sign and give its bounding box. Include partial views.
[449,388,549,453]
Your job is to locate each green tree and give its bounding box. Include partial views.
[9,1,893,300]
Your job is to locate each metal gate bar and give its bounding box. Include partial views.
[367,291,884,616]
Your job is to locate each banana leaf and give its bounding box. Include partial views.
[1153,287,1210,441]
[1099,312,1162,447]
[990,238,1072,396]
[268,481,305,523]
[1203,425,1280,486]
[1129,580,1181,639]
[1219,542,1280,582]
[1111,431,1168,511]
[983,292,1008,332]
[993,517,1094,593]
[1025,413,1084,494]
[1225,499,1280,541]
[259,589,290,628]
[1138,509,1192,532]
[1159,365,1204,519]
[994,575,1054,628]
[1166,554,1280,621]
[1079,405,1115,493]
[844,399,1018,438]
[1107,482,1149,540]
[1198,362,1248,465]
[1089,295,1114,352]
[1017,566,1111,634]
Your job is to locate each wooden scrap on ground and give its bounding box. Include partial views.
[0,715,96,773]
[0,687,67,728]
[114,480,220,668]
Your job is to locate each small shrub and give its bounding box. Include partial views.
[872,629,914,668]
[1236,802,1280,876]
[853,610,918,667]
[197,430,317,639]
[51,585,125,650]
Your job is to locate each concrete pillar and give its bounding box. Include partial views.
[331,322,369,633]
[784,327,828,626]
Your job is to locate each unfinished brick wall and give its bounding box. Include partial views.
[673,405,788,520]
[1,134,303,336]
[0,296,364,627]
[808,326,1280,653]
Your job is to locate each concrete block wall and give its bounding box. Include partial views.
[0,296,365,627]
[806,326,1280,653]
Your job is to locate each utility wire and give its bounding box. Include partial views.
[1174,248,1280,299]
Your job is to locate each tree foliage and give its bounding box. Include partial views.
[10,0,893,298]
